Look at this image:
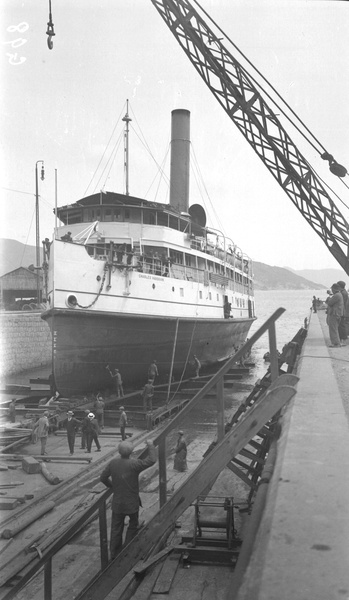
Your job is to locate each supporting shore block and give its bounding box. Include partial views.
[22,456,41,474]
[0,499,19,510]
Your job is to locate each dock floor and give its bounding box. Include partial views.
[236,310,349,600]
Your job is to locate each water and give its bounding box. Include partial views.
[249,289,317,376]
[181,289,318,443]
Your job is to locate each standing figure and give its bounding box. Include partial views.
[85,413,101,453]
[312,296,317,313]
[119,407,128,441]
[80,409,90,449]
[337,281,348,343]
[8,399,16,423]
[64,411,81,455]
[141,380,154,412]
[32,411,50,455]
[224,300,232,319]
[148,360,159,383]
[173,430,188,472]
[100,439,157,560]
[326,283,344,347]
[193,355,201,378]
[107,366,124,398]
[94,393,105,429]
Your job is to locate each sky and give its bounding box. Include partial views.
[1,0,349,271]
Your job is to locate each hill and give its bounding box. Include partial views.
[285,267,348,289]
[0,239,42,277]
[252,261,325,291]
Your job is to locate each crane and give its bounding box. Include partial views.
[150,0,349,275]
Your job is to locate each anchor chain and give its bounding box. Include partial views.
[76,265,108,309]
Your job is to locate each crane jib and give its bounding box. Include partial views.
[150,0,349,276]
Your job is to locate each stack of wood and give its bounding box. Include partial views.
[0,485,108,589]
[0,427,33,449]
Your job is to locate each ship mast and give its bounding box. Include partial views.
[122,99,132,196]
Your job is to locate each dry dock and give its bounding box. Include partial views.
[0,308,348,599]
[236,309,349,600]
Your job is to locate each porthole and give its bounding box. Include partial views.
[96,275,101,281]
[172,287,175,292]
[152,284,156,289]
[66,294,78,308]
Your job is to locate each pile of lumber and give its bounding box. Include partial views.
[0,427,33,450]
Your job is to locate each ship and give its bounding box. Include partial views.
[41,107,256,396]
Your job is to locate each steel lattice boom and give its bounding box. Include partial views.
[151,0,349,274]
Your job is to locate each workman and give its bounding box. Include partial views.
[32,411,50,455]
[106,366,124,398]
[8,399,16,423]
[141,380,154,412]
[148,360,158,383]
[193,355,201,378]
[100,439,157,559]
[64,410,81,455]
[119,407,128,440]
[94,393,105,429]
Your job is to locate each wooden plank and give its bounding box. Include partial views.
[133,547,173,575]
[152,552,181,594]
[75,376,296,600]
[131,562,163,600]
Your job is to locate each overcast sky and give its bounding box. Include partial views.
[1,0,348,270]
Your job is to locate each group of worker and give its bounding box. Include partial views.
[31,394,129,456]
[27,359,193,565]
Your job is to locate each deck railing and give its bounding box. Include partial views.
[2,308,286,600]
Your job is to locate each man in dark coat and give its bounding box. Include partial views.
[80,409,90,449]
[119,407,128,440]
[100,439,157,559]
[85,413,101,453]
[326,283,344,347]
[64,411,81,455]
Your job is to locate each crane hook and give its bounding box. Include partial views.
[46,0,55,50]
[321,152,347,178]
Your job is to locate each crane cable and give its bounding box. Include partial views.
[192,0,347,179]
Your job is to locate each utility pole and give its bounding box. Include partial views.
[35,160,45,306]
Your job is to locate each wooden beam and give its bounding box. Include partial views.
[75,376,296,600]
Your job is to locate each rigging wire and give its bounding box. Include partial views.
[190,143,225,232]
[93,132,123,193]
[193,0,347,176]
[82,103,127,197]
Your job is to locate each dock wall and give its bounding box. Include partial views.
[235,311,349,600]
[0,311,52,377]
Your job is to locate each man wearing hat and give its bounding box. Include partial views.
[100,438,157,559]
[64,411,81,455]
[325,283,344,347]
[85,413,101,453]
[106,365,124,398]
[119,406,128,440]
